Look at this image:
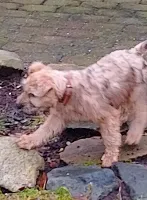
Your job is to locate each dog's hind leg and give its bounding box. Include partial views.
[125,107,147,145]
[125,86,147,145]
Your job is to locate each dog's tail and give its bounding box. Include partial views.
[133,40,147,55]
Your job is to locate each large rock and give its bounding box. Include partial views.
[0,50,23,70]
[60,137,104,165]
[47,165,119,200]
[0,136,44,192]
[113,162,147,200]
[60,135,147,164]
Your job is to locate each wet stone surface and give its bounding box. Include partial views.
[113,162,147,200]
[47,165,119,200]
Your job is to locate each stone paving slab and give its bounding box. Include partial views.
[1,0,44,4]
[0,0,147,68]
[113,163,147,200]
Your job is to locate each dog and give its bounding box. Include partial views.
[16,41,147,167]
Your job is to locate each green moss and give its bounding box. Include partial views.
[0,118,6,133]
[123,159,132,163]
[18,188,42,199]
[0,187,72,200]
[82,159,101,166]
[55,187,72,200]
[29,116,45,129]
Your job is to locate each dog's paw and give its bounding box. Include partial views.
[101,152,119,168]
[16,134,37,150]
[125,131,142,145]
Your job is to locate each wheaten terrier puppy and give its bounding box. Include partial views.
[16,41,147,167]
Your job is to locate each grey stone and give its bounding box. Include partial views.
[0,136,44,192]
[113,162,147,200]
[60,135,147,165]
[0,50,23,70]
[60,137,104,165]
[67,122,97,130]
[47,165,119,200]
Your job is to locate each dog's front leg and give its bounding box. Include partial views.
[99,116,121,167]
[16,112,65,150]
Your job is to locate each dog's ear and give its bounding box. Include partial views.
[29,76,53,97]
[134,40,147,54]
[28,62,52,75]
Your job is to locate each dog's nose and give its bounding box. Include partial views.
[16,103,23,109]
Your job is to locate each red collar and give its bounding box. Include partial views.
[59,74,72,106]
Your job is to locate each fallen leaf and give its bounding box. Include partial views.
[49,159,60,168]
[36,171,48,190]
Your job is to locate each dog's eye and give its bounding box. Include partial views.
[23,74,28,78]
[29,93,35,98]
[48,88,53,92]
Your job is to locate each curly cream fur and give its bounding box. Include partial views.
[16,41,147,167]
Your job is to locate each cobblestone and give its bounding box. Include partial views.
[109,16,145,24]
[0,3,20,10]
[58,6,94,15]
[0,10,29,17]
[3,17,43,27]
[136,11,147,17]
[1,0,44,4]
[105,0,140,2]
[120,3,147,10]
[2,42,48,53]
[0,0,147,67]
[44,0,80,7]
[20,5,57,12]
[81,2,117,9]
[141,0,147,4]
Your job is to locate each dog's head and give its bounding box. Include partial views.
[16,62,59,114]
